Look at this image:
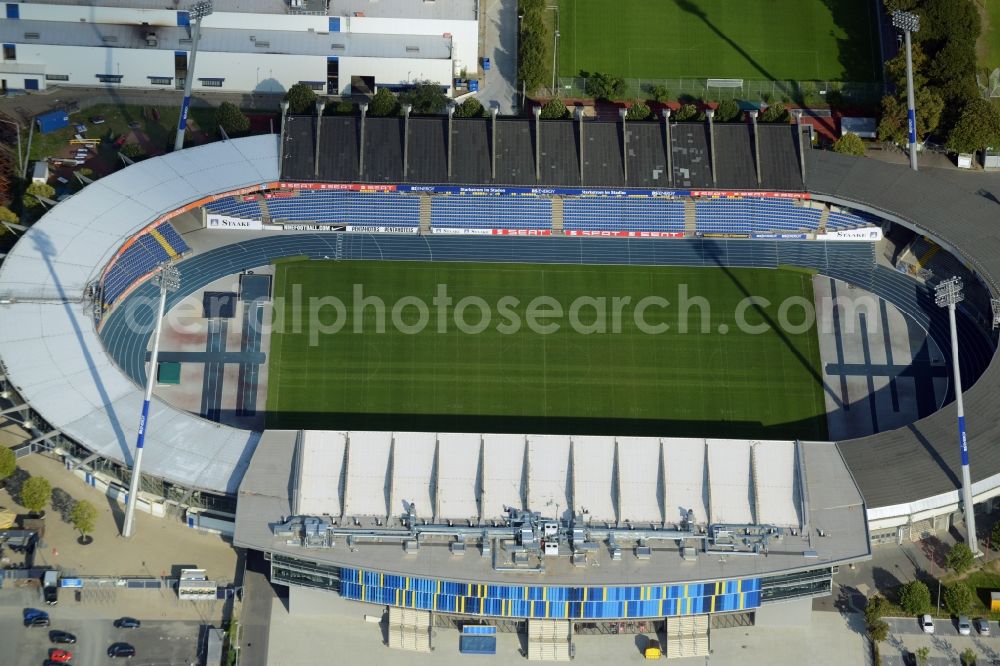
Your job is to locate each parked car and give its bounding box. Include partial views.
[25,615,51,628]
[958,615,972,636]
[976,617,990,635]
[482,57,490,71]
[920,614,935,634]
[49,630,77,644]
[113,617,140,629]
[48,648,73,663]
[107,642,136,658]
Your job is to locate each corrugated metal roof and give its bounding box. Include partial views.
[25,0,476,20]
[0,19,452,59]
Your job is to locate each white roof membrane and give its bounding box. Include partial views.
[664,438,708,526]
[571,436,616,523]
[526,435,571,519]
[753,440,801,527]
[389,431,436,519]
[343,431,392,517]
[707,439,754,524]
[435,433,481,520]
[482,434,526,519]
[296,431,346,516]
[616,437,663,523]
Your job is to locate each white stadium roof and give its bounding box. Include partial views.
[288,430,807,528]
[0,136,278,493]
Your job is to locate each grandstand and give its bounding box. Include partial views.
[100,222,189,305]
[563,197,685,234]
[694,197,822,235]
[266,191,421,226]
[430,194,551,230]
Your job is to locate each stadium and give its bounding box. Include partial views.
[0,113,998,657]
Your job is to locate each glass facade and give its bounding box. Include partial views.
[338,568,762,619]
[759,567,832,603]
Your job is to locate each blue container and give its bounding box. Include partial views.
[469,79,479,92]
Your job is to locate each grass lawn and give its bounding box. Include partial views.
[266,260,828,439]
[28,103,219,163]
[558,0,880,82]
[980,0,1000,71]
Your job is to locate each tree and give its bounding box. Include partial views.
[0,447,14,483]
[369,88,400,118]
[864,594,888,627]
[946,542,975,574]
[916,646,930,666]
[944,581,974,616]
[518,0,548,94]
[899,580,931,615]
[868,618,889,643]
[714,99,741,122]
[454,98,486,118]
[961,647,977,666]
[584,72,627,101]
[20,476,51,515]
[120,143,146,159]
[833,132,866,156]
[400,82,448,115]
[626,99,651,121]
[22,182,55,209]
[649,85,671,103]
[283,83,318,114]
[0,206,17,225]
[885,42,929,91]
[947,98,1000,155]
[674,104,700,122]
[70,499,98,542]
[991,521,1000,552]
[216,102,250,135]
[760,103,789,123]
[539,98,570,120]
[877,89,944,145]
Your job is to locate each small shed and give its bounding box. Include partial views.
[840,117,877,139]
[36,110,70,134]
[991,591,1000,612]
[31,161,49,185]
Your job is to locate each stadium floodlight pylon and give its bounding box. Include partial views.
[935,276,980,555]
[892,10,920,171]
[122,262,181,539]
[173,0,214,152]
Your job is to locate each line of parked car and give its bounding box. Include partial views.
[23,609,141,660]
[920,613,991,636]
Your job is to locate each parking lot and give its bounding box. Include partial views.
[0,603,207,666]
[879,616,1000,666]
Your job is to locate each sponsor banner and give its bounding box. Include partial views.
[399,185,692,198]
[207,214,263,231]
[818,227,883,241]
[264,190,295,199]
[345,225,419,234]
[430,227,552,236]
[751,233,809,240]
[699,232,751,239]
[277,182,397,192]
[691,190,809,200]
[281,223,347,231]
[564,230,684,238]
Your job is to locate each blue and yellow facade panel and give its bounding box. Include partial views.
[339,568,762,619]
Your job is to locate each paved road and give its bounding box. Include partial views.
[239,549,279,666]
[476,0,519,115]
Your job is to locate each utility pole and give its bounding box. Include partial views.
[173,1,214,152]
[892,11,921,171]
[122,263,180,538]
[936,276,980,555]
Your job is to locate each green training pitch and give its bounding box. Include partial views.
[558,0,880,82]
[266,260,828,440]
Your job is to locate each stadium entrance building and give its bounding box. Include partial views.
[234,430,871,656]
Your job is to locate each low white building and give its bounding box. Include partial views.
[0,0,478,96]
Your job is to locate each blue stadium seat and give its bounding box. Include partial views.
[563,197,685,233]
[101,223,187,305]
[267,191,420,227]
[430,195,551,230]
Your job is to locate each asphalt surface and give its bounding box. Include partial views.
[238,550,280,666]
[1,609,204,666]
[475,0,519,114]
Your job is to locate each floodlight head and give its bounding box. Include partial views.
[935,276,964,307]
[749,109,759,119]
[279,100,289,113]
[359,103,368,116]
[618,107,627,120]
[705,108,715,120]
[189,0,213,20]
[532,105,541,118]
[155,263,182,293]
[662,108,671,119]
[892,10,920,33]
[447,102,456,117]
[316,99,326,115]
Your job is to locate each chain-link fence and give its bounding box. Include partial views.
[541,77,882,106]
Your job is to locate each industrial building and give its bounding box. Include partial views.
[0,0,477,95]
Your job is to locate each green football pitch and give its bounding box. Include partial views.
[266,260,828,440]
[558,0,880,82]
